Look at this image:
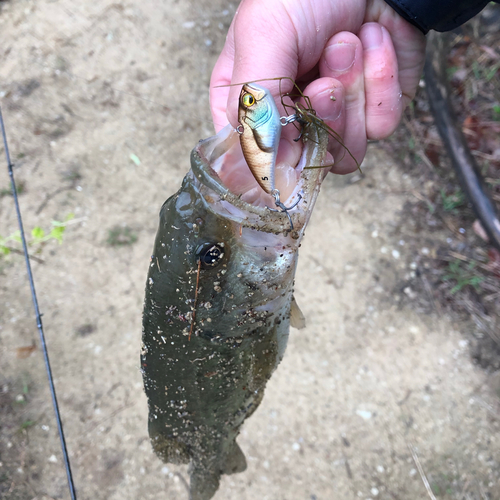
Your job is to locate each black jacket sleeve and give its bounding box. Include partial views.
[383,0,497,33]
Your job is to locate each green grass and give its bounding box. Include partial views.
[106,225,138,247]
[440,188,465,213]
[442,259,484,294]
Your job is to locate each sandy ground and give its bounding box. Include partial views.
[1,1,499,499]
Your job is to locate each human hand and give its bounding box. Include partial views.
[210,0,426,174]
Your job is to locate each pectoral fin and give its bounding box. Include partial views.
[290,295,306,330]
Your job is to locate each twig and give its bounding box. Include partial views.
[36,185,73,214]
[189,258,202,341]
[442,250,492,274]
[2,246,45,264]
[401,115,436,172]
[408,443,437,500]
[421,274,441,314]
[411,190,436,213]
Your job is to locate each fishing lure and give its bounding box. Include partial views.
[237,83,302,230]
[230,77,359,171]
[237,83,281,194]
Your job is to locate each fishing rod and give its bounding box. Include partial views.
[0,106,78,500]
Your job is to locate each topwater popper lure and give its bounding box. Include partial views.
[237,83,301,228]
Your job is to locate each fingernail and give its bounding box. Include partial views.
[360,23,383,50]
[316,87,343,122]
[324,43,356,73]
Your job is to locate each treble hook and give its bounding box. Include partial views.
[267,189,302,231]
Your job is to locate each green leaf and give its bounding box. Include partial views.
[486,63,500,82]
[32,226,45,240]
[50,226,66,243]
[19,420,36,431]
[493,105,500,122]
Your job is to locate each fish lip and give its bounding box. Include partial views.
[190,123,329,235]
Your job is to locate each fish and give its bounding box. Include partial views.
[141,85,329,500]
[237,83,282,194]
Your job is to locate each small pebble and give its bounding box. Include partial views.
[48,455,58,463]
[356,409,372,420]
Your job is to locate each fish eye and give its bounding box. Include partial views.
[196,243,225,269]
[242,93,255,107]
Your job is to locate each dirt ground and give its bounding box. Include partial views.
[1,1,499,499]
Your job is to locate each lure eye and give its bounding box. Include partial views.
[242,93,255,107]
[196,243,225,269]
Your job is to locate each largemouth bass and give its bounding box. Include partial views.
[141,88,329,500]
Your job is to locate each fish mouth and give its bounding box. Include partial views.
[213,126,303,208]
[190,123,329,235]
